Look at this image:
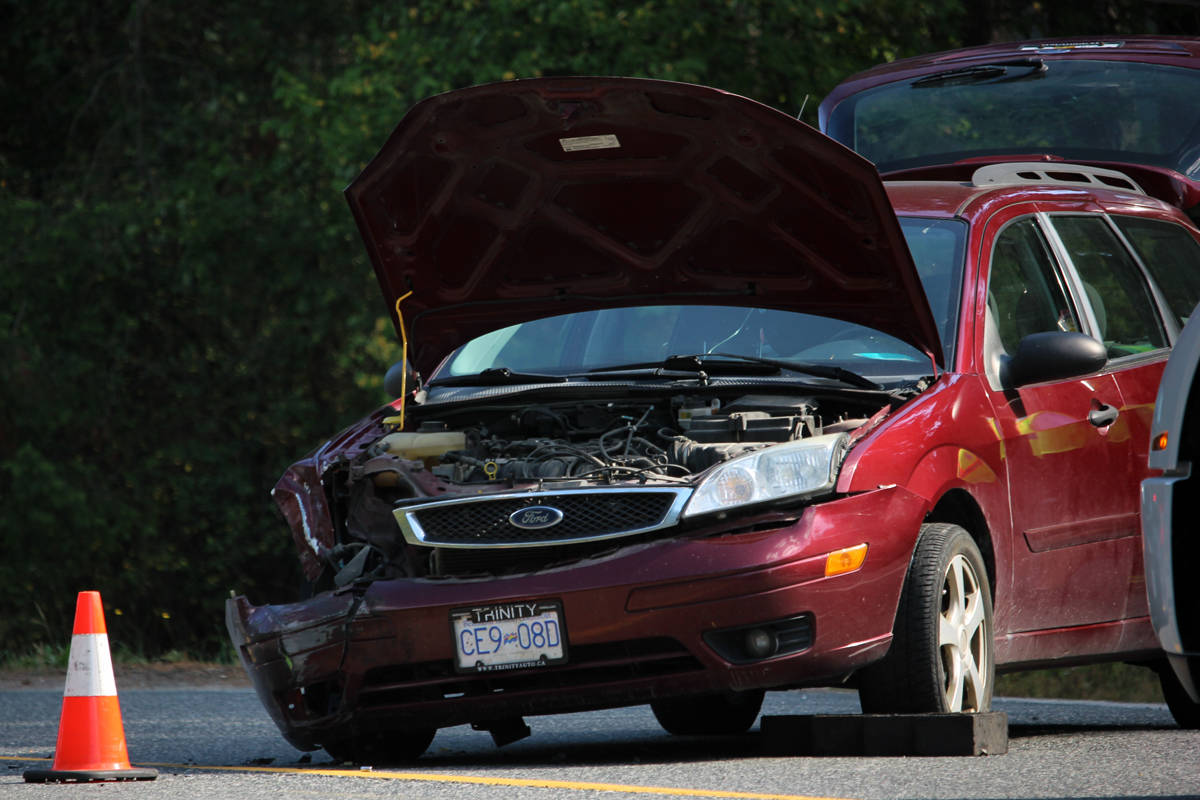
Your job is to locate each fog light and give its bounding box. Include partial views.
[703,615,812,663]
[743,628,778,659]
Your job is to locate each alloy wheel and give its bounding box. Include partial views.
[938,553,989,712]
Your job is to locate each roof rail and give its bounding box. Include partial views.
[971,162,1146,195]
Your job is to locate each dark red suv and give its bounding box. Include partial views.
[227,65,1200,762]
[819,36,1200,221]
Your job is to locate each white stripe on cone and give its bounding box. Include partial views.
[63,633,118,697]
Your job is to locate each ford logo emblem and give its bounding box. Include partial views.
[509,506,564,530]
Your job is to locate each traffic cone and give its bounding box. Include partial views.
[24,591,157,783]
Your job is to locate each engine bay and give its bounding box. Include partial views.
[388,393,879,482]
[317,391,889,580]
[416,402,820,484]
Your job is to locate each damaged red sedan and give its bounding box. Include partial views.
[227,76,1200,761]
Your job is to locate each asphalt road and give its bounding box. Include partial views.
[1,686,1197,799]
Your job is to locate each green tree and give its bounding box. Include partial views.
[1,0,386,654]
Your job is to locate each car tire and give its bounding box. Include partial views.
[650,689,764,735]
[1157,661,1200,729]
[858,522,994,714]
[323,727,436,764]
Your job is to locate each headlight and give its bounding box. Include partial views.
[682,433,848,518]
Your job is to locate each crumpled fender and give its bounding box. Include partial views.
[273,462,335,581]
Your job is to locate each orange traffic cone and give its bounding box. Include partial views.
[24,591,157,783]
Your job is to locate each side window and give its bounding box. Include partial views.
[1113,216,1200,328]
[1050,216,1168,357]
[987,218,1080,355]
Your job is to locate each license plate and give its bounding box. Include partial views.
[450,600,567,673]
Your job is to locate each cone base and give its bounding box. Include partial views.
[24,766,158,783]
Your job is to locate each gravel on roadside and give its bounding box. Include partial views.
[0,662,250,691]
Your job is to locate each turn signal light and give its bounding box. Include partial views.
[824,543,868,577]
[1152,431,1169,451]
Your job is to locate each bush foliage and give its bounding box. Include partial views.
[2,1,1196,657]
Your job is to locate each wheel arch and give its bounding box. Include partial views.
[924,488,996,602]
[884,441,1002,603]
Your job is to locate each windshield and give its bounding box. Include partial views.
[441,306,929,379]
[438,216,965,380]
[825,60,1200,177]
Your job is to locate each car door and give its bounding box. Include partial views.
[1046,213,1200,621]
[979,210,1140,633]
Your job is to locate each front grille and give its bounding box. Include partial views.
[357,637,702,709]
[429,539,629,577]
[396,488,690,548]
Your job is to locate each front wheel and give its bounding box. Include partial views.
[1157,659,1200,729]
[651,690,764,735]
[323,727,436,764]
[858,523,994,714]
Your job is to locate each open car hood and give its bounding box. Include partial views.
[346,77,941,378]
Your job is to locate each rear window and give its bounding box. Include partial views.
[825,60,1200,178]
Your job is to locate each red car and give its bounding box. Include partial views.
[820,34,1200,726]
[227,73,1200,762]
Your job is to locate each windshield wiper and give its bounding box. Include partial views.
[427,367,568,387]
[588,354,880,390]
[706,353,881,390]
[912,58,1046,88]
[587,354,774,375]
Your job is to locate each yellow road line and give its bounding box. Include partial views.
[1,756,852,800]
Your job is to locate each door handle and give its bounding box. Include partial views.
[1088,402,1119,428]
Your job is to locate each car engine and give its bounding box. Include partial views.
[324,392,880,579]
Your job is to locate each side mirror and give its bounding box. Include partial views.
[1004,331,1107,388]
[384,360,417,398]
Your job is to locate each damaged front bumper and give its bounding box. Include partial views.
[227,487,926,751]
